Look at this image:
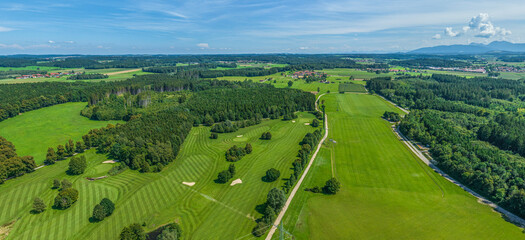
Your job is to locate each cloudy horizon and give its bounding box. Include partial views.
[0,0,524,54]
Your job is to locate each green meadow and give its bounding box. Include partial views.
[0,102,121,164]
[278,93,524,239]
[0,111,319,239]
[0,68,150,84]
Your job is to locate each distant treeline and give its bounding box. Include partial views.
[390,59,471,68]
[68,73,108,80]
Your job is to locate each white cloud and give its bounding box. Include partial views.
[197,43,209,48]
[441,13,511,39]
[299,46,309,50]
[48,40,55,44]
[444,27,460,37]
[432,34,441,39]
[0,26,14,32]
[64,41,75,44]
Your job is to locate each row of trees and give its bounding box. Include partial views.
[68,73,109,80]
[120,222,182,240]
[45,139,86,165]
[252,188,286,237]
[225,144,252,162]
[0,136,35,183]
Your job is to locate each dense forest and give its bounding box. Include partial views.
[369,74,525,218]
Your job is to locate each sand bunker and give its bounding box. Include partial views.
[237,135,243,138]
[182,182,195,186]
[103,160,117,164]
[292,120,296,123]
[304,123,310,125]
[230,179,242,186]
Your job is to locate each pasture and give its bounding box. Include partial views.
[338,82,367,93]
[0,112,318,239]
[0,102,121,164]
[278,93,524,239]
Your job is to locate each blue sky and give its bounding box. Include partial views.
[0,0,524,54]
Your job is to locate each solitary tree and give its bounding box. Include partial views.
[264,168,280,182]
[45,147,57,165]
[92,204,106,221]
[68,156,87,175]
[323,177,341,194]
[287,81,293,87]
[32,197,46,213]
[100,198,115,216]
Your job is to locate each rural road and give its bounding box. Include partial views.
[265,93,329,240]
[106,68,141,76]
[383,94,525,228]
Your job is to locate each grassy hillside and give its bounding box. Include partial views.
[0,102,122,164]
[1,112,318,240]
[279,93,524,239]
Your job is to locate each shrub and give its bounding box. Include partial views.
[92,204,106,221]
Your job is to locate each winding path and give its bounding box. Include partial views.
[265,93,329,240]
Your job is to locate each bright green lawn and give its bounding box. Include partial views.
[279,93,524,239]
[1,112,318,240]
[0,102,121,164]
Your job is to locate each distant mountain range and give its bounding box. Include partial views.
[410,41,525,54]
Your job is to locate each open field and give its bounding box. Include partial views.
[338,82,367,93]
[0,112,318,240]
[0,68,151,84]
[278,93,524,239]
[0,102,122,164]
[0,66,62,71]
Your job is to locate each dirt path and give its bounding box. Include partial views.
[265,93,329,239]
[106,68,141,76]
[383,94,525,228]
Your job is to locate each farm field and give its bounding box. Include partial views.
[338,82,367,93]
[0,68,151,84]
[0,112,319,240]
[278,93,524,239]
[0,102,121,164]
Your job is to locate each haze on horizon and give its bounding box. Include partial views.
[0,0,524,54]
